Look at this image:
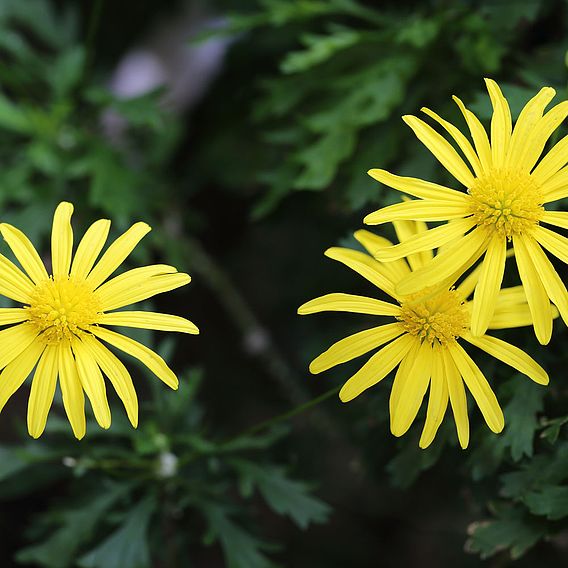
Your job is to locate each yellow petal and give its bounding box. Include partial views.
[534,225,568,264]
[309,323,404,374]
[513,235,553,344]
[51,202,73,278]
[58,344,86,439]
[367,169,468,202]
[298,293,400,317]
[0,223,48,284]
[0,323,39,371]
[532,133,568,185]
[463,332,548,385]
[471,233,506,336]
[421,106,483,176]
[94,265,183,310]
[0,254,35,302]
[392,219,433,270]
[0,339,45,413]
[541,167,568,202]
[402,115,475,187]
[365,199,468,226]
[523,101,568,172]
[485,78,512,167]
[91,326,178,390]
[419,343,449,449]
[442,346,469,449]
[520,235,568,330]
[72,338,111,429]
[391,340,433,437]
[27,344,58,438]
[395,229,488,296]
[389,339,420,420]
[339,334,414,402]
[353,230,410,281]
[506,87,557,170]
[488,305,542,329]
[86,222,151,289]
[324,247,397,299]
[70,219,111,279]
[98,273,190,312]
[80,334,138,428]
[0,308,28,326]
[374,217,475,263]
[447,341,504,433]
[452,95,492,172]
[98,311,199,334]
[541,211,568,230]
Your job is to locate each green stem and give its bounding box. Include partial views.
[224,385,341,442]
[84,0,104,70]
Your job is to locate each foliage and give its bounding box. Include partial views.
[5,370,329,568]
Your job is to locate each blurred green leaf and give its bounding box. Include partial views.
[204,505,276,568]
[78,496,156,568]
[525,486,568,520]
[232,459,331,529]
[466,504,546,560]
[16,483,129,568]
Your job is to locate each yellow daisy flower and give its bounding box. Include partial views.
[298,223,550,449]
[0,202,198,439]
[365,79,568,345]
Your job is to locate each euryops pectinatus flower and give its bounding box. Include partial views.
[0,202,198,439]
[298,222,549,449]
[365,79,568,346]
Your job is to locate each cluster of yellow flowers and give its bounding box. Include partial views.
[300,79,568,448]
[0,203,198,439]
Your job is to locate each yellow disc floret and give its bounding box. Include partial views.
[398,288,469,346]
[468,169,543,239]
[26,277,101,343]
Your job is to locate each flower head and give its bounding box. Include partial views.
[298,222,550,449]
[0,202,198,439]
[365,79,568,345]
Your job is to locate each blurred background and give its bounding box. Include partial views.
[0,0,567,566]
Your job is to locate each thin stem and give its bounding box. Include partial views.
[85,0,104,70]
[229,384,341,441]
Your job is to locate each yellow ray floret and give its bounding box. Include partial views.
[0,202,199,439]
[365,79,568,346]
[298,222,551,450]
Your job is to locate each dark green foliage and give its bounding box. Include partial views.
[5,370,329,568]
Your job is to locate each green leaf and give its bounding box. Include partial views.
[466,504,545,560]
[204,505,276,568]
[16,483,129,568]
[78,496,156,568]
[525,486,568,520]
[502,379,544,461]
[0,91,32,133]
[280,28,361,74]
[231,460,331,529]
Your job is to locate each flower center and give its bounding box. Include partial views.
[468,169,543,239]
[26,277,101,343]
[397,288,469,346]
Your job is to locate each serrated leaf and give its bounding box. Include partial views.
[502,379,543,461]
[204,505,276,568]
[16,483,129,568]
[466,505,545,560]
[78,496,156,568]
[231,460,331,529]
[280,28,361,74]
[525,486,568,520]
